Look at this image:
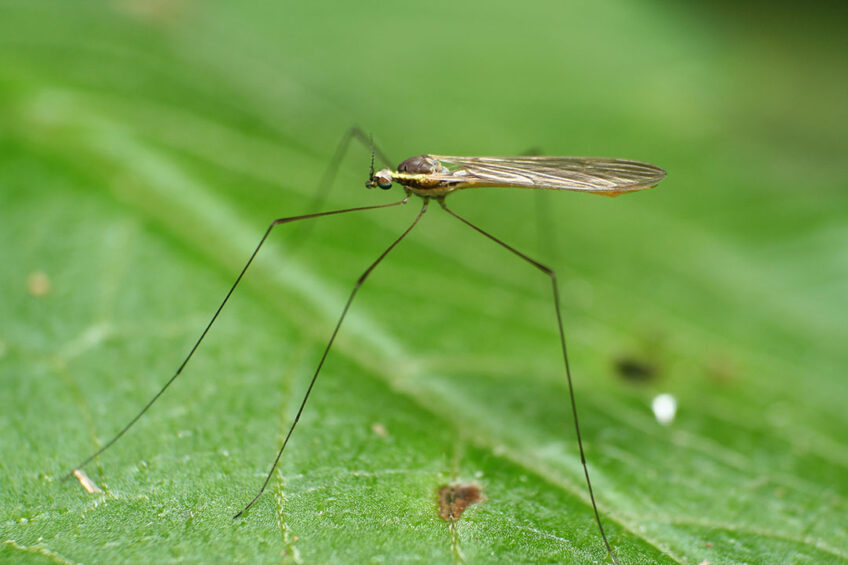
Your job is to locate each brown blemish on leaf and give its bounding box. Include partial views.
[27,271,50,297]
[705,356,736,383]
[371,422,388,437]
[437,483,483,521]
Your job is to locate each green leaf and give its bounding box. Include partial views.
[2,2,846,564]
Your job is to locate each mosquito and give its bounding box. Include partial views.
[64,128,666,564]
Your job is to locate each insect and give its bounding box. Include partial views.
[65,128,666,564]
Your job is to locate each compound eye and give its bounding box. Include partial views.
[374,169,393,189]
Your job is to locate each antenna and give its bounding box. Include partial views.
[369,133,376,178]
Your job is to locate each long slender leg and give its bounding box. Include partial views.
[63,197,409,480]
[438,199,619,565]
[233,199,429,518]
[293,127,394,244]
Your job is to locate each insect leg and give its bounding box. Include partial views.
[233,199,429,518]
[63,198,409,480]
[439,199,619,565]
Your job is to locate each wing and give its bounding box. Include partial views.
[430,155,666,195]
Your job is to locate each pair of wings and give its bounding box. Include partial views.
[430,155,666,195]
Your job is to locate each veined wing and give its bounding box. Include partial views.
[431,155,666,194]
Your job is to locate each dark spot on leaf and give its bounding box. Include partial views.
[437,483,483,521]
[614,355,657,382]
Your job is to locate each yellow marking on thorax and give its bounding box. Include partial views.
[393,171,459,197]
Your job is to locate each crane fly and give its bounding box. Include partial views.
[368,154,665,196]
[65,129,666,565]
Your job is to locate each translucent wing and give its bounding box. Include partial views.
[431,155,666,195]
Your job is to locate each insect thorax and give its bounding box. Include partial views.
[394,155,457,196]
[397,155,445,174]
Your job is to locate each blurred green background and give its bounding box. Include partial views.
[1,1,846,564]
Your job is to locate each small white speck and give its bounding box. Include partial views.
[651,393,678,426]
[474,470,484,479]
